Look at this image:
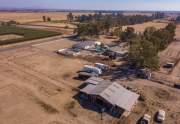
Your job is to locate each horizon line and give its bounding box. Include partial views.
[0,8,180,12]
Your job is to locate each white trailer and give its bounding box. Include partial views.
[83,65,102,75]
[95,63,109,71]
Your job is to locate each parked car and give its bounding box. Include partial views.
[156,110,166,122]
[174,83,180,89]
[56,49,80,56]
[163,62,175,68]
[140,114,151,124]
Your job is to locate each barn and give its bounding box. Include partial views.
[80,77,139,117]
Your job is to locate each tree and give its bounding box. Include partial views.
[76,23,100,38]
[120,27,137,42]
[75,13,153,27]
[144,23,176,51]
[128,23,176,70]
[67,12,74,22]
[165,23,176,41]
[129,37,159,70]
[47,17,51,22]
[153,12,165,19]
[176,16,180,22]
[144,27,156,40]
[113,26,122,37]
[42,16,46,22]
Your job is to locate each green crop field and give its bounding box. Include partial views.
[0,26,61,45]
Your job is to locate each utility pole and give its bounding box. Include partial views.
[101,107,105,124]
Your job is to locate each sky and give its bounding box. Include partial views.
[0,0,180,11]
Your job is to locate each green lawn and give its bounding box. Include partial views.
[0,26,61,45]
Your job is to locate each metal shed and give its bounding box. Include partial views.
[80,78,139,117]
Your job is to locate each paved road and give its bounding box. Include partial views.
[0,35,65,52]
[18,24,75,30]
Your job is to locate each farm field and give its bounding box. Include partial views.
[0,12,92,24]
[122,21,167,33]
[0,26,60,45]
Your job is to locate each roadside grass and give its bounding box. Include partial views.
[0,25,61,45]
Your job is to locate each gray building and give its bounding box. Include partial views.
[72,41,95,50]
[80,77,139,117]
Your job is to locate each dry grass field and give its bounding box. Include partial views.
[0,12,92,24]
[0,34,23,41]
[0,32,178,124]
[122,21,167,33]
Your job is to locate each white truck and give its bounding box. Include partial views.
[156,110,166,122]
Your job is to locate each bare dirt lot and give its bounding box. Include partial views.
[0,34,179,124]
[0,35,125,124]
[120,79,180,124]
[0,34,23,41]
[0,12,91,24]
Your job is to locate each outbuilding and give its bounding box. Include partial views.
[80,77,139,117]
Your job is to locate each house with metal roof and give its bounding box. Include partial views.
[80,77,139,117]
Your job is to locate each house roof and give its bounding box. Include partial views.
[73,41,95,49]
[80,79,139,111]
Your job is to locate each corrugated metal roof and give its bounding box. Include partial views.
[80,79,139,111]
[84,77,104,85]
[73,41,95,49]
[80,84,96,94]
